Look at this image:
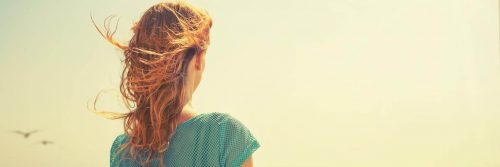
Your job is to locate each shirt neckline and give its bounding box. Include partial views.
[176,112,207,129]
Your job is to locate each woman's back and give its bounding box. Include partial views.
[91,1,260,166]
[110,112,260,167]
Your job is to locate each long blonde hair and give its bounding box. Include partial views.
[90,1,212,166]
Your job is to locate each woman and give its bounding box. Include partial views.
[91,1,260,166]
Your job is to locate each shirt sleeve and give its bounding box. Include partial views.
[218,114,261,167]
[110,134,125,166]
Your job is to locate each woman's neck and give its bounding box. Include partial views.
[178,100,198,124]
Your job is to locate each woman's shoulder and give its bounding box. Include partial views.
[110,133,128,152]
[112,134,127,146]
[206,112,259,167]
[200,112,255,137]
[110,133,128,164]
[198,112,244,126]
[191,112,254,136]
[200,111,231,118]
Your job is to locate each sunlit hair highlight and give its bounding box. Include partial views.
[89,1,211,166]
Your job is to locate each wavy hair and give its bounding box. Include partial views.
[90,1,212,166]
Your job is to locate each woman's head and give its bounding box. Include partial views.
[125,1,211,98]
[91,0,212,166]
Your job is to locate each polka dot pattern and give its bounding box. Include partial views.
[110,112,260,167]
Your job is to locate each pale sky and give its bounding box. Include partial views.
[0,0,499,166]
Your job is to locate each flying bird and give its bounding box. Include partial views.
[40,140,54,145]
[12,130,39,139]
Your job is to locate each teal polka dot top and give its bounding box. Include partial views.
[110,112,260,167]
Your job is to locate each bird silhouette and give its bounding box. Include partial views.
[40,140,54,145]
[12,130,39,139]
